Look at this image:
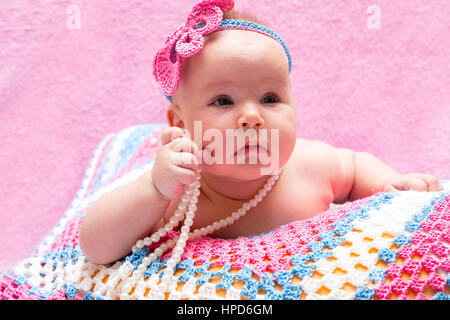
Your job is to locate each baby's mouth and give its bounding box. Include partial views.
[234,141,270,157]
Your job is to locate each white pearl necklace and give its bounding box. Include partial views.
[119,167,282,300]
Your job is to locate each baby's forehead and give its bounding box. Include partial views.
[183,30,290,80]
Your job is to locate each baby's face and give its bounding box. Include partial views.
[169,29,297,179]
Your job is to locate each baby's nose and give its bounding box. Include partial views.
[237,110,265,129]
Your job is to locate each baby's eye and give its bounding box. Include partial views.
[212,96,233,106]
[261,94,279,104]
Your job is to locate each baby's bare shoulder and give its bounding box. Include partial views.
[292,138,355,203]
[293,138,340,170]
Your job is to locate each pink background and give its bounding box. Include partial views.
[1,0,449,271]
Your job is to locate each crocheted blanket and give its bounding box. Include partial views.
[1,124,449,300]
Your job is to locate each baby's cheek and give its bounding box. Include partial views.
[272,129,296,167]
[282,133,297,159]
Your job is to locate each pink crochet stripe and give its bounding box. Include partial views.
[0,275,38,300]
[373,194,450,300]
[159,195,373,277]
[46,214,85,253]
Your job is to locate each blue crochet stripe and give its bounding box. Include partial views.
[126,192,397,300]
[165,19,293,104]
[365,192,450,300]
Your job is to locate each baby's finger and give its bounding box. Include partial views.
[410,173,442,192]
[173,166,197,186]
[171,152,199,171]
[170,137,202,162]
[161,127,185,145]
[383,184,399,193]
[400,176,428,192]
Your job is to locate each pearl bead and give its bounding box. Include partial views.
[185,210,195,219]
[175,238,186,248]
[136,240,144,249]
[173,247,184,257]
[178,202,187,210]
[158,228,166,237]
[151,234,160,243]
[154,247,163,257]
[179,233,189,241]
[169,216,178,224]
[171,252,180,263]
[180,226,189,234]
[142,257,151,266]
[249,199,257,207]
[184,218,193,227]
[166,259,176,269]
[188,232,196,240]
[174,210,184,219]
[160,243,168,252]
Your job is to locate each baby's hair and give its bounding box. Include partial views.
[222,9,270,28]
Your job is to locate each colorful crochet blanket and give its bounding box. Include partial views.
[1,124,449,300]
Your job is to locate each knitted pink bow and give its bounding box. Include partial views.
[153,0,234,97]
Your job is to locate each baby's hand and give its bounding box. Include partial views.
[382,173,444,193]
[151,127,201,200]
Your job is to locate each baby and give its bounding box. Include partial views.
[79,0,443,265]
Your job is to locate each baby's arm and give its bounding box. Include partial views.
[79,127,200,265]
[79,172,171,265]
[332,148,444,203]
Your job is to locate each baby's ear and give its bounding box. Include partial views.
[166,104,184,129]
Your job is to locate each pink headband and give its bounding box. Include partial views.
[152,0,293,103]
